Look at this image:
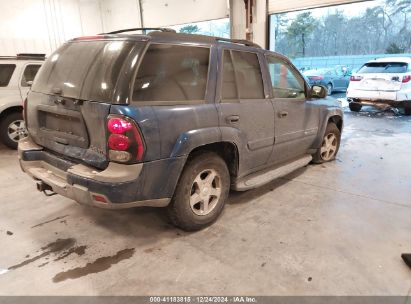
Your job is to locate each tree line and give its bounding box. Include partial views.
[273,0,411,58]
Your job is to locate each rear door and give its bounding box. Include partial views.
[216,48,275,176]
[264,54,320,165]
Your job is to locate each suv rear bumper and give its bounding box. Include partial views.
[347,88,411,105]
[18,137,186,209]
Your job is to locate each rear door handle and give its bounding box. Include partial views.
[226,115,240,124]
[279,111,288,118]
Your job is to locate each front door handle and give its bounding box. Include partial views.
[279,111,288,118]
[226,115,240,124]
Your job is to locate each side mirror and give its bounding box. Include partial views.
[311,85,327,98]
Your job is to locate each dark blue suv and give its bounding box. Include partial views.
[19,29,343,231]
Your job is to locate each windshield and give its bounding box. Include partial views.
[32,40,136,102]
[358,62,409,74]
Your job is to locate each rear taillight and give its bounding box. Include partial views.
[107,115,145,163]
[310,76,323,81]
[402,75,411,83]
[350,75,363,81]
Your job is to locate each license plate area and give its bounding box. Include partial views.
[37,104,89,148]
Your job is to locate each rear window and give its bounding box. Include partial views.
[358,62,408,74]
[132,44,210,103]
[32,40,135,102]
[0,64,16,87]
[221,50,264,101]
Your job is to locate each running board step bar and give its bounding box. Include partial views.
[233,155,312,191]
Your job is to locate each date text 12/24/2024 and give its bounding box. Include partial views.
[149,297,257,303]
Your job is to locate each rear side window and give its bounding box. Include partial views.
[32,41,135,102]
[221,50,264,101]
[133,44,210,103]
[21,64,41,87]
[358,62,408,74]
[0,64,16,87]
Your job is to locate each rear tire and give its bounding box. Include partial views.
[312,122,341,164]
[404,103,411,116]
[0,111,27,149]
[167,152,230,231]
[349,102,362,112]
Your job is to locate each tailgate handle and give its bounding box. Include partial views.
[54,98,65,105]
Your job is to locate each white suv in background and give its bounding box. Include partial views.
[347,57,411,115]
[0,54,44,149]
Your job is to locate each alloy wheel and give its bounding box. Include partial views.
[320,133,338,161]
[189,169,222,216]
[7,120,28,142]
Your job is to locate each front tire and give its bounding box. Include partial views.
[0,112,28,149]
[312,122,341,164]
[167,151,230,231]
[349,102,362,112]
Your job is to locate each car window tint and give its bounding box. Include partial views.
[21,64,41,87]
[133,44,210,102]
[0,64,16,87]
[266,56,305,99]
[231,50,264,99]
[358,62,408,74]
[221,50,238,100]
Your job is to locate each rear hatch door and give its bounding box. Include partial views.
[26,38,144,169]
[354,62,408,92]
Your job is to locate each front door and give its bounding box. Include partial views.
[265,55,320,165]
[217,48,275,177]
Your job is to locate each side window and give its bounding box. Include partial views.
[0,64,16,87]
[133,44,210,103]
[266,56,305,99]
[221,50,238,100]
[21,64,41,87]
[221,50,264,101]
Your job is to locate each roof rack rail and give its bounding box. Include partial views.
[216,38,261,48]
[103,27,176,34]
[17,53,46,59]
[0,53,46,60]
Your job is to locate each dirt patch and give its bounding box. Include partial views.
[52,248,135,283]
[8,238,75,270]
[54,245,87,261]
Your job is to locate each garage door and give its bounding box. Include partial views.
[268,0,371,13]
[142,0,229,27]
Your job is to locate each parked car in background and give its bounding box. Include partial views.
[303,67,351,95]
[0,54,44,149]
[18,30,343,231]
[347,57,411,115]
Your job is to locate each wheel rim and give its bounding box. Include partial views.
[189,169,222,216]
[320,133,338,161]
[7,120,28,142]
